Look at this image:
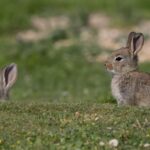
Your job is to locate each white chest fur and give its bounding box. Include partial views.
[111,75,123,104]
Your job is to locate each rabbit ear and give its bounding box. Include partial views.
[130,32,144,55]
[3,63,17,89]
[126,31,136,48]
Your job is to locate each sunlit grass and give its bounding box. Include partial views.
[0,102,150,149]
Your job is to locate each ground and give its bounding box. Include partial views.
[0,0,150,149]
[0,102,150,149]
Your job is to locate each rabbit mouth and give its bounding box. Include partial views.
[107,68,116,75]
[105,63,118,75]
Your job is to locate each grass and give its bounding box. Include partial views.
[1,0,150,34]
[0,33,112,102]
[0,102,150,149]
[0,0,150,149]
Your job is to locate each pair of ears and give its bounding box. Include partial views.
[3,63,17,90]
[126,32,144,56]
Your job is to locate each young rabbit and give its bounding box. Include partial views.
[105,31,150,106]
[0,63,17,100]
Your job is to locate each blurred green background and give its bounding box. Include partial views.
[1,0,150,103]
[1,1,150,149]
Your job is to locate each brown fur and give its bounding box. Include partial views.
[105,32,150,106]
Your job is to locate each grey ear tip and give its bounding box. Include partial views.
[129,32,144,40]
[135,33,144,39]
[130,31,136,33]
[129,31,144,36]
[9,63,17,68]
[8,63,18,73]
[140,33,144,37]
[129,31,136,35]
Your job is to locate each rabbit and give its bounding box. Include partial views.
[105,31,150,106]
[0,63,17,101]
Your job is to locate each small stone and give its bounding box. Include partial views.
[75,112,80,118]
[109,139,119,147]
[107,127,112,130]
[144,143,150,148]
[95,117,99,121]
[99,141,105,146]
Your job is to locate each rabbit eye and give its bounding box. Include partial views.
[115,56,123,61]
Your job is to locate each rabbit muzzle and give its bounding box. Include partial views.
[105,63,113,70]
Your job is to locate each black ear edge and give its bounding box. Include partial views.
[126,31,136,48]
[127,31,144,49]
[127,32,144,43]
[4,63,17,86]
[133,33,144,50]
[129,31,136,35]
[133,33,144,40]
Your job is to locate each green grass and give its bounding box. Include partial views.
[0,102,150,149]
[1,0,150,34]
[1,0,150,149]
[0,36,111,103]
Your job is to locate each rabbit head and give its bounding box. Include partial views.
[105,32,144,75]
[0,63,17,100]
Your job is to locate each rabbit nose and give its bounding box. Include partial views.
[105,63,113,70]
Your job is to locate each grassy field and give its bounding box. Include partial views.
[0,102,150,150]
[0,0,150,149]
